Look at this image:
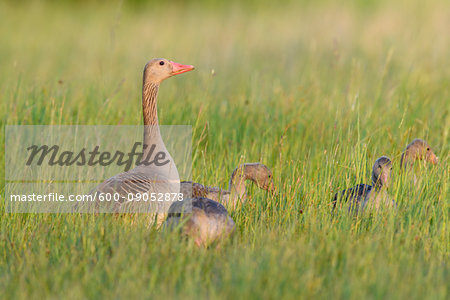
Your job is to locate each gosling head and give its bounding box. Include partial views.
[232,163,276,193]
[400,139,438,168]
[143,58,194,84]
[372,156,392,189]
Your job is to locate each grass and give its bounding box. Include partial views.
[0,0,449,299]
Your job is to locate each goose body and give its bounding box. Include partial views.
[180,163,275,209]
[164,197,235,247]
[87,58,194,223]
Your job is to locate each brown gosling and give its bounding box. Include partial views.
[400,138,438,168]
[400,139,438,185]
[332,156,395,214]
[180,163,275,209]
[164,197,235,248]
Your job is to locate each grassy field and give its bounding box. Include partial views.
[0,0,449,299]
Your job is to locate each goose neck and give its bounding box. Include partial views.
[142,82,160,126]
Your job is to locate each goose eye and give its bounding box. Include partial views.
[159,61,165,66]
[427,148,430,151]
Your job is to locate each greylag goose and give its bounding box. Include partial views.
[400,139,438,185]
[332,156,395,214]
[164,197,235,247]
[88,58,194,224]
[400,139,438,168]
[180,163,275,209]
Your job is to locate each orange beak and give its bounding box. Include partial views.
[429,152,439,165]
[170,61,195,75]
[431,157,439,165]
[268,181,276,195]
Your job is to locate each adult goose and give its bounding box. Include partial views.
[88,58,194,224]
[164,197,235,247]
[332,156,395,214]
[180,163,275,209]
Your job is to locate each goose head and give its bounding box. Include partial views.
[372,156,392,188]
[401,139,438,167]
[143,58,195,84]
[240,163,276,193]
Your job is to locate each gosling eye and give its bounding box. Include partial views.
[427,147,430,151]
[159,61,165,66]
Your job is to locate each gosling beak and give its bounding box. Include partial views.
[431,154,439,165]
[382,173,389,187]
[170,61,195,75]
[269,182,276,195]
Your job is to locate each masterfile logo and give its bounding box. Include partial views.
[5,125,192,213]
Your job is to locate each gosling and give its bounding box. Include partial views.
[332,156,395,214]
[180,163,275,209]
[400,138,438,168]
[400,139,438,185]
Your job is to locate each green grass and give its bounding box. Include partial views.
[0,0,449,299]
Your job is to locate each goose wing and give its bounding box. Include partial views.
[332,184,373,213]
[93,171,159,196]
[165,197,235,247]
[180,181,209,198]
[180,181,230,203]
[85,170,175,213]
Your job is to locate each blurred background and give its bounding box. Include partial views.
[1,0,448,182]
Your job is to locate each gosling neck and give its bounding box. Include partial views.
[229,167,248,201]
[372,175,385,192]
